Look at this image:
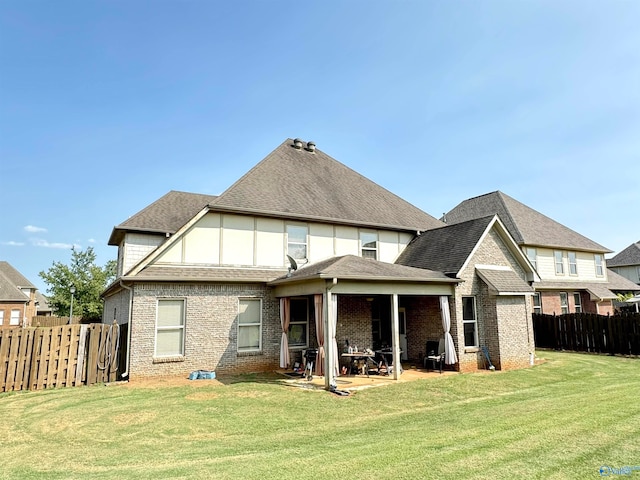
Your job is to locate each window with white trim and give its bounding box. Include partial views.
[560,292,569,314]
[10,309,20,326]
[554,251,564,275]
[568,252,578,276]
[360,231,378,260]
[637,266,640,283]
[0,310,4,325]
[462,297,478,348]
[533,293,542,314]
[288,298,308,348]
[526,247,537,270]
[573,292,582,313]
[595,254,604,277]
[287,224,308,261]
[155,299,185,357]
[238,298,261,352]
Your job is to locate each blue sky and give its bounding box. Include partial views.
[1,1,639,293]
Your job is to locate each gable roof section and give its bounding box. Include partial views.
[109,191,217,245]
[269,255,457,285]
[607,241,640,267]
[444,191,611,253]
[209,139,444,232]
[0,262,32,302]
[395,216,496,276]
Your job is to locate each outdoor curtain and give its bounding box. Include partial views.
[331,294,340,377]
[314,294,325,375]
[279,297,290,368]
[440,295,458,365]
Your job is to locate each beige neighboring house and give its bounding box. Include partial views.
[0,261,38,327]
[607,240,640,286]
[443,192,639,316]
[102,139,538,383]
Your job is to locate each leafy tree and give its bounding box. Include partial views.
[40,247,117,321]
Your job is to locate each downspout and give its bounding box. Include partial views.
[119,280,134,379]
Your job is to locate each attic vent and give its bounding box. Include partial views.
[305,141,316,152]
[293,138,303,149]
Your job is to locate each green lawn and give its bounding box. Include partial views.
[2,351,640,479]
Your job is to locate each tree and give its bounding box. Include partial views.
[40,247,117,321]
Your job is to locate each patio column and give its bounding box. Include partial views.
[324,288,338,389]
[391,293,401,380]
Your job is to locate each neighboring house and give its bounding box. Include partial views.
[443,191,640,316]
[607,240,640,286]
[0,261,38,327]
[35,291,53,316]
[102,140,536,382]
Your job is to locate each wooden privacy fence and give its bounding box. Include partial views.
[533,312,640,355]
[31,316,83,327]
[0,323,124,393]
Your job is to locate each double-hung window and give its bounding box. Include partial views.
[288,298,308,348]
[156,299,185,357]
[287,225,308,261]
[0,310,4,326]
[595,254,604,277]
[533,293,542,314]
[10,309,20,326]
[360,231,378,260]
[568,252,578,276]
[526,247,537,270]
[462,297,478,348]
[554,251,564,275]
[560,293,569,314]
[573,293,582,313]
[238,298,261,352]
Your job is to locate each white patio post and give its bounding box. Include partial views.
[391,293,401,380]
[324,289,335,389]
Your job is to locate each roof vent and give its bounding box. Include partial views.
[305,141,316,152]
[293,138,303,149]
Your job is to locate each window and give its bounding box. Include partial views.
[287,224,308,261]
[462,297,478,348]
[360,231,378,260]
[288,298,308,348]
[560,293,569,315]
[156,299,185,357]
[533,293,542,314]
[554,251,564,275]
[595,254,604,277]
[637,266,640,283]
[10,309,20,326]
[0,311,4,325]
[573,293,582,313]
[568,252,578,275]
[238,298,261,352]
[526,247,537,270]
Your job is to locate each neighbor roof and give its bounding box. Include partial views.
[108,191,217,245]
[208,139,444,232]
[0,262,32,302]
[269,255,457,285]
[395,216,496,276]
[444,191,611,253]
[607,241,640,267]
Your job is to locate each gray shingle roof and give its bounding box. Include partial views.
[270,255,457,285]
[476,268,534,295]
[607,241,640,267]
[606,269,640,292]
[130,266,287,283]
[0,262,32,302]
[209,139,444,232]
[444,191,611,253]
[109,191,217,245]
[395,216,495,275]
[534,269,640,301]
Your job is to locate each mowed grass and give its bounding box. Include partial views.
[2,351,640,480]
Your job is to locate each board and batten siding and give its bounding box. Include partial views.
[151,212,414,268]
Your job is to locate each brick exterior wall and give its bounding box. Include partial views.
[401,296,445,361]
[454,228,534,373]
[538,290,614,316]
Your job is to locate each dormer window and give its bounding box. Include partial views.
[360,231,378,260]
[287,224,308,261]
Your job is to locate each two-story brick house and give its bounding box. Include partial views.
[443,191,639,315]
[102,139,539,384]
[0,261,38,327]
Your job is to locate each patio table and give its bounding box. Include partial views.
[341,352,377,376]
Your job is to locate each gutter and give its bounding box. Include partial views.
[119,280,134,379]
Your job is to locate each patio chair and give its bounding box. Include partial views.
[424,338,445,373]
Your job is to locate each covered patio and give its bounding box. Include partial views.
[269,255,461,390]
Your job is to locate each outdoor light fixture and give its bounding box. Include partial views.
[69,286,76,325]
